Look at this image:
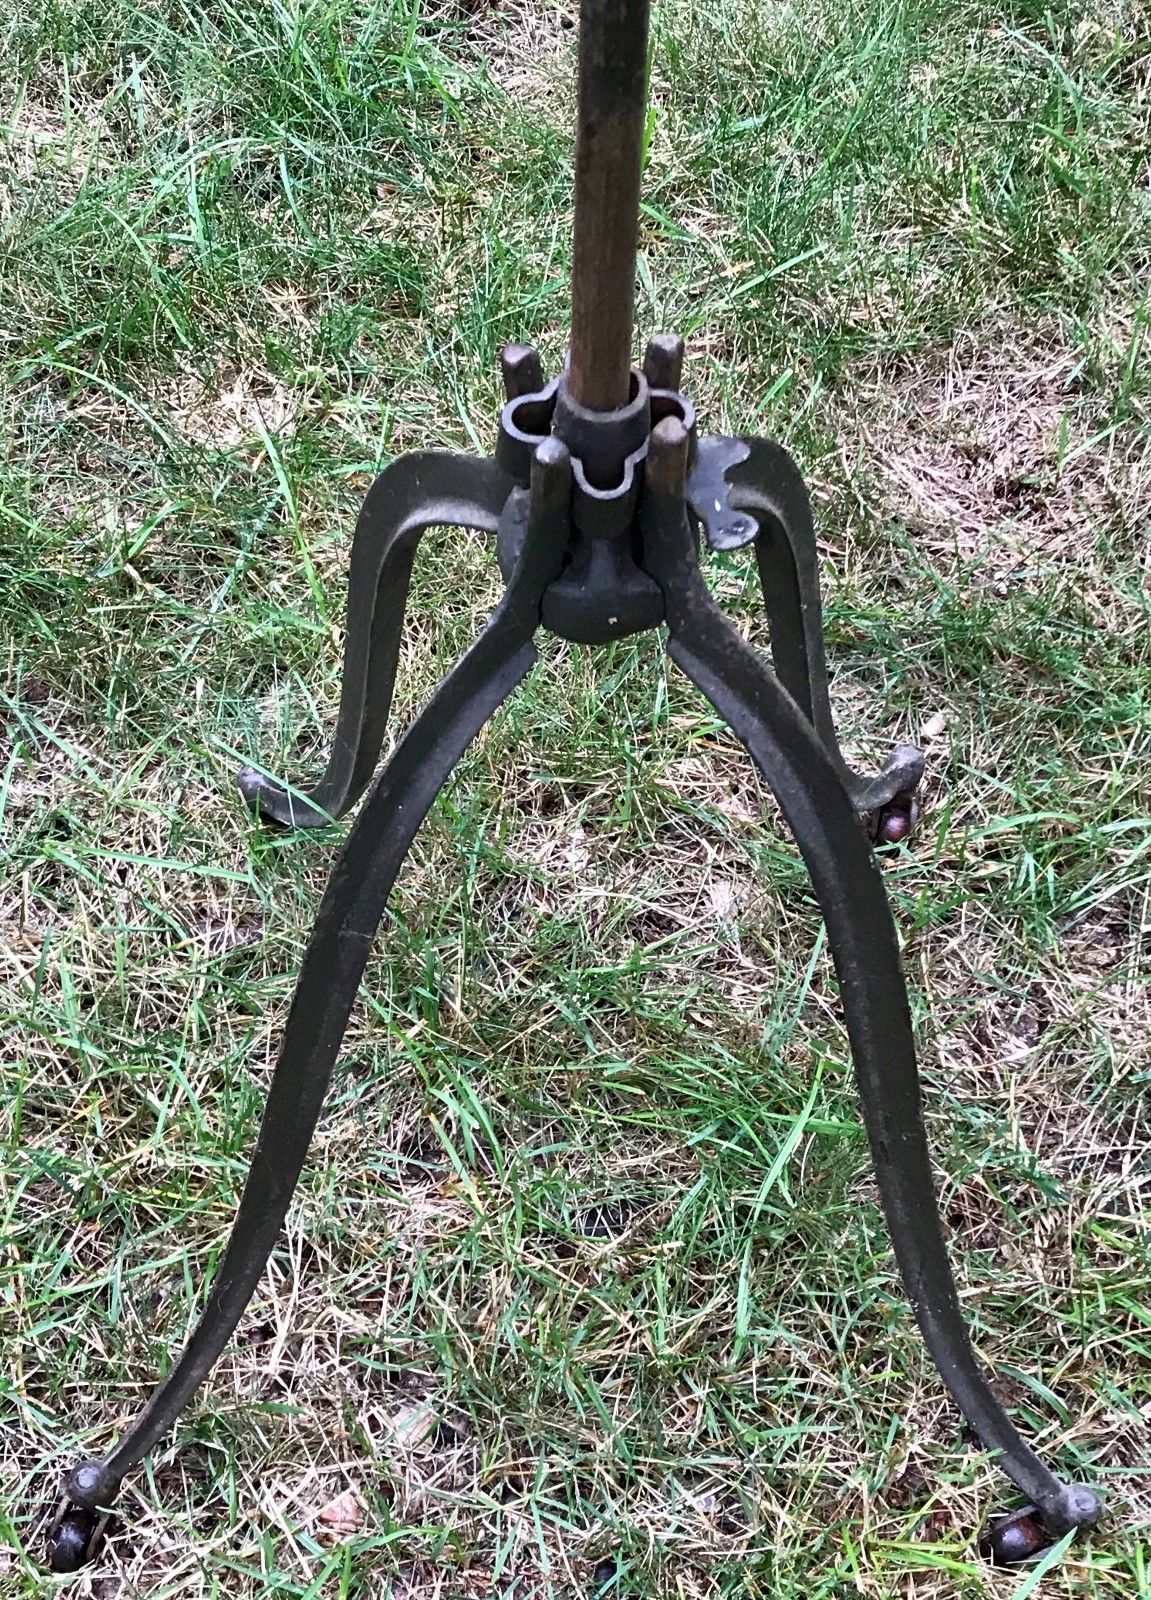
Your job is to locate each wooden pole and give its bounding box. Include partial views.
[567,0,651,412]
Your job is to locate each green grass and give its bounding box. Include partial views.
[2,0,1150,1594]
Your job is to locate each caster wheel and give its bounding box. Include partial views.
[45,1462,118,1574]
[981,1505,1049,1566]
[46,1507,104,1573]
[869,793,919,846]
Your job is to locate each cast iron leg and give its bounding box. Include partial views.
[692,437,923,835]
[237,452,513,827]
[642,419,1101,1541]
[49,441,572,1570]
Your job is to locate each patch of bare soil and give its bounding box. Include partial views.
[863,325,1148,571]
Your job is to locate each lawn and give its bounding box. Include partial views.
[1,0,1150,1595]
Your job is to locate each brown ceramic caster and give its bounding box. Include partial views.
[868,793,920,846]
[981,1504,1050,1566]
[46,1505,107,1572]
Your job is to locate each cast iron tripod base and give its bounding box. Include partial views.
[46,336,1100,1572]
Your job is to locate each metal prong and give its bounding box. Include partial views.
[530,435,573,518]
[643,332,685,391]
[500,343,545,401]
[646,414,689,497]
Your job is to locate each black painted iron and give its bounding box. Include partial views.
[46,0,1102,1573]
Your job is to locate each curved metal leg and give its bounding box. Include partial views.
[51,441,573,1565]
[642,420,1101,1541]
[688,436,923,833]
[238,452,513,827]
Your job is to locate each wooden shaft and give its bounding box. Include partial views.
[568,0,651,412]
